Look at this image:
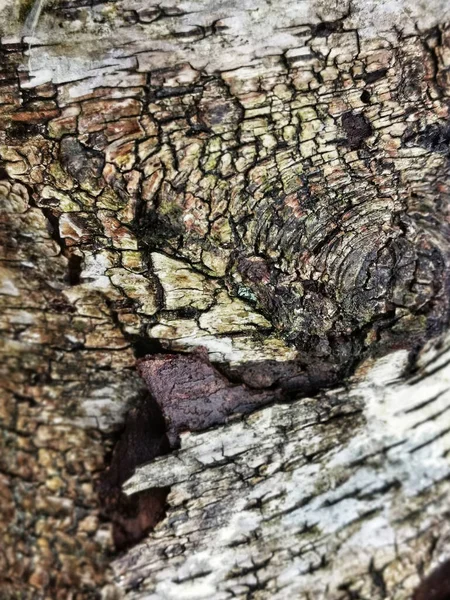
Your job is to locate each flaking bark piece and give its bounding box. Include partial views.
[137,348,280,446]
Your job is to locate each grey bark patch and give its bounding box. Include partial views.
[120,347,450,599]
[59,136,104,191]
[404,122,450,156]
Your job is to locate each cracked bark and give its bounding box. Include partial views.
[1,1,450,598]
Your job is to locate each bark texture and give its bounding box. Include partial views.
[121,342,450,600]
[1,0,450,598]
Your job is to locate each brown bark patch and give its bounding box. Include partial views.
[137,348,280,445]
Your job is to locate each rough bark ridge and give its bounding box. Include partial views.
[1,0,450,598]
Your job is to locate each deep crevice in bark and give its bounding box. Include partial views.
[98,390,170,552]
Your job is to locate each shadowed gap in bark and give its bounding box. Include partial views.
[98,391,170,551]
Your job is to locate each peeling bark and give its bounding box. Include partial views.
[137,349,279,445]
[1,1,450,598]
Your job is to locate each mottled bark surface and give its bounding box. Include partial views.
[1,0,450,598]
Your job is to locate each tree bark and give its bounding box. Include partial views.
[1,1,450,598]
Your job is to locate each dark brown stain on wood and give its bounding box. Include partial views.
[98,394,170,551]
[414,559,450,600]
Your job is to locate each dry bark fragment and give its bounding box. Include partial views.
[120,344,450,599]
[137,349,280,446]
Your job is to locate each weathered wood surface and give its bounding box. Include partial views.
[1,0,450,598]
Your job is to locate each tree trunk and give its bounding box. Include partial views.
[1,1,450,598]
